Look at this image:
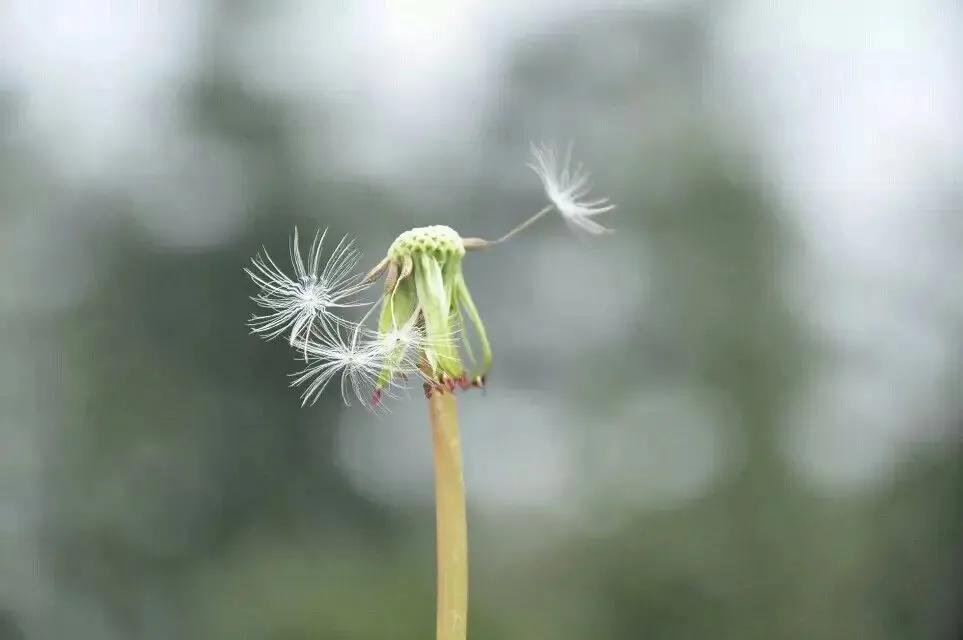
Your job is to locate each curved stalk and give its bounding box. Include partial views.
[493,204,553,244]
[428,392,468,640]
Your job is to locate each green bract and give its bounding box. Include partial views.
[368,225,492,392]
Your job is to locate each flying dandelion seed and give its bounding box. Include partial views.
[245,228,369,350]
[292,316,459,410]
[291,326,400,408]
[529,141,616,236]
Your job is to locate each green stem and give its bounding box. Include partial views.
[428,392,468,640]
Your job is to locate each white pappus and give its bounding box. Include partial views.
[529,142,616,236]
[245,228,368,350]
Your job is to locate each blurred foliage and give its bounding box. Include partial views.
[0,2,960,640]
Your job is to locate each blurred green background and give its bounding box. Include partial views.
[1,1,961,639]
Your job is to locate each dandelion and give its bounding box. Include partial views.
[245,228,367,349]
[245,139,615,640]
[527,141,615,236]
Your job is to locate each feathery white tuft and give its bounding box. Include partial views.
[529,142,615,236]
[291,314,464,411]
[382,312,463,372]
[245,228,368,349]
[291,327,394,409]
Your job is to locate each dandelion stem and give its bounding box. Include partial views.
[493,204,554,244]
[429,392,468,640]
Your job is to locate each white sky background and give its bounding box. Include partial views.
[1,0,961,506]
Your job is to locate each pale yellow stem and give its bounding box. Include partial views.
[428,392,468,640]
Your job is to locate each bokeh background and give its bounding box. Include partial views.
[2,1,962,638]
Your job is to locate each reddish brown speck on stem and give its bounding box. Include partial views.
[421,373,488,400]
